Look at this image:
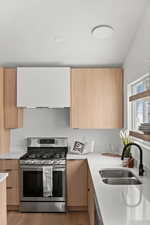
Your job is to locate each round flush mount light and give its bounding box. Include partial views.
[91,25,114,39]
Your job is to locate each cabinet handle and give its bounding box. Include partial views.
[7,187,13,189]
[5,169,12,172]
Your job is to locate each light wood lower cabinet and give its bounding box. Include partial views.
[0,179,7,225]
[6,170,19,188]
[88,170,95,225]
[7,188,19,206]
[67,160,88,210]
[0,159,19,170]
[0,160,20,210]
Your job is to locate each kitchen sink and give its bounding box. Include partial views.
[100,169,134,178]
[99,169,142,185]
[102,177,142,185]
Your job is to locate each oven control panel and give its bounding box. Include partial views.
[27,137,68,147]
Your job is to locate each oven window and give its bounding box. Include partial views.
[23,170,64,198]
[23,171,43,197]
[53,171,63,197]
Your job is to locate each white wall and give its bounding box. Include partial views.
[123,3,150,167]
[11,4,150,158]
[10,108,121,153]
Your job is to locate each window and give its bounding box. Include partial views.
[131,75,150,95]
[132,99,150,130]
[128,73,150,131]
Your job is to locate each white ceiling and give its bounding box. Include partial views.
[0,0,149,66]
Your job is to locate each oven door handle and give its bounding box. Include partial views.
[20,166,65,172]
[20,166,44,171]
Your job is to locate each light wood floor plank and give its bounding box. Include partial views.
[8,212,90,225]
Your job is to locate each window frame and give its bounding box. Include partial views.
[128,73,150,149]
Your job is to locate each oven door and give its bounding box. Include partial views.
[20,165,66,202]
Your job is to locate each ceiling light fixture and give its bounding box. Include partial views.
[91,25,114,39]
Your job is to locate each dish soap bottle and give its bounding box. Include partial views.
[127,155,134,168]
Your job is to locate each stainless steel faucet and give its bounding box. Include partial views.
[121,143,144,176]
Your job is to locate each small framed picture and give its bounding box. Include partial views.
[72,141,85,154]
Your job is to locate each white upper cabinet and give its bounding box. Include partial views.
[17,67,70,108]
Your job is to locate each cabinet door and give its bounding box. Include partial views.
[7,188,19,206]
[0,180,7,225]
[0,68,10,154]
[88,171,95,225]
[17,67,70,108]
[6,170,19,189]
[67,160,88,207]
[4,68,23,128]
[0,160,19,207]
[70,68,123,128]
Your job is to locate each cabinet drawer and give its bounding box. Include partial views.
[0,160,19,170]
[7,188,19,205]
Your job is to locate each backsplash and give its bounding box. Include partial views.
[10,108,121,153]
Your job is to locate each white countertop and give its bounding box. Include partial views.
[0,173,8,183]
[67,153,88,160]
[0,151,26,159]
[87,154,150,225]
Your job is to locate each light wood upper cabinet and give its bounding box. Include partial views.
[4,68,23,129]
[17,67,70,108]
[0,68,10,154]
[67,160,88,208]
[70,68,123,129]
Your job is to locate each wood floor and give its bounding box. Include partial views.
[8,211,90,225]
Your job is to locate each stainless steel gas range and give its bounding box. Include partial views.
[19,137,68,213]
